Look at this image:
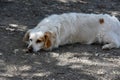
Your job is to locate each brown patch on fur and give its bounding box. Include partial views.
[36,37,45,43]
[44,32,52,48]
[23,30,30,42]
[99,18,104,24]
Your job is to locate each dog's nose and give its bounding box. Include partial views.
[27,46,33,52]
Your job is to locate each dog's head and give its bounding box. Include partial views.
[23,30,54,52]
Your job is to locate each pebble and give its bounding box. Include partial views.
[13,49,19,54]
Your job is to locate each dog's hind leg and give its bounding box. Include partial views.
[102,42,119,49]
[102,32,120,49]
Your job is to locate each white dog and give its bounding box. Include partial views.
[23,13,120,52]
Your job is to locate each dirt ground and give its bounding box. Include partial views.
[0,0,120,80]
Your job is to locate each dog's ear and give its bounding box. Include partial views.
[23,30,31,42]
[44,32,52,48]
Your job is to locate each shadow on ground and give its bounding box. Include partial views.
[0,0,120,80]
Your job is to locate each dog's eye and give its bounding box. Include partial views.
[36,40,42,43]
[29,39,32,41]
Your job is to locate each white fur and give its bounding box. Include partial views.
[25,13,120,52]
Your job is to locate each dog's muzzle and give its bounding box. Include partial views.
[27,46,33,52]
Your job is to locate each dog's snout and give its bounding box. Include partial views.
[27,46,33,52]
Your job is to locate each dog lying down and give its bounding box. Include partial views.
[23,13,120,52]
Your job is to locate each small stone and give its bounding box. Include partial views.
[9,24,18,28]
[23,49,32,53]
[13,49,19,54]
[0,53,3,55]
[6,27,15,31]
[95,53,99,56]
